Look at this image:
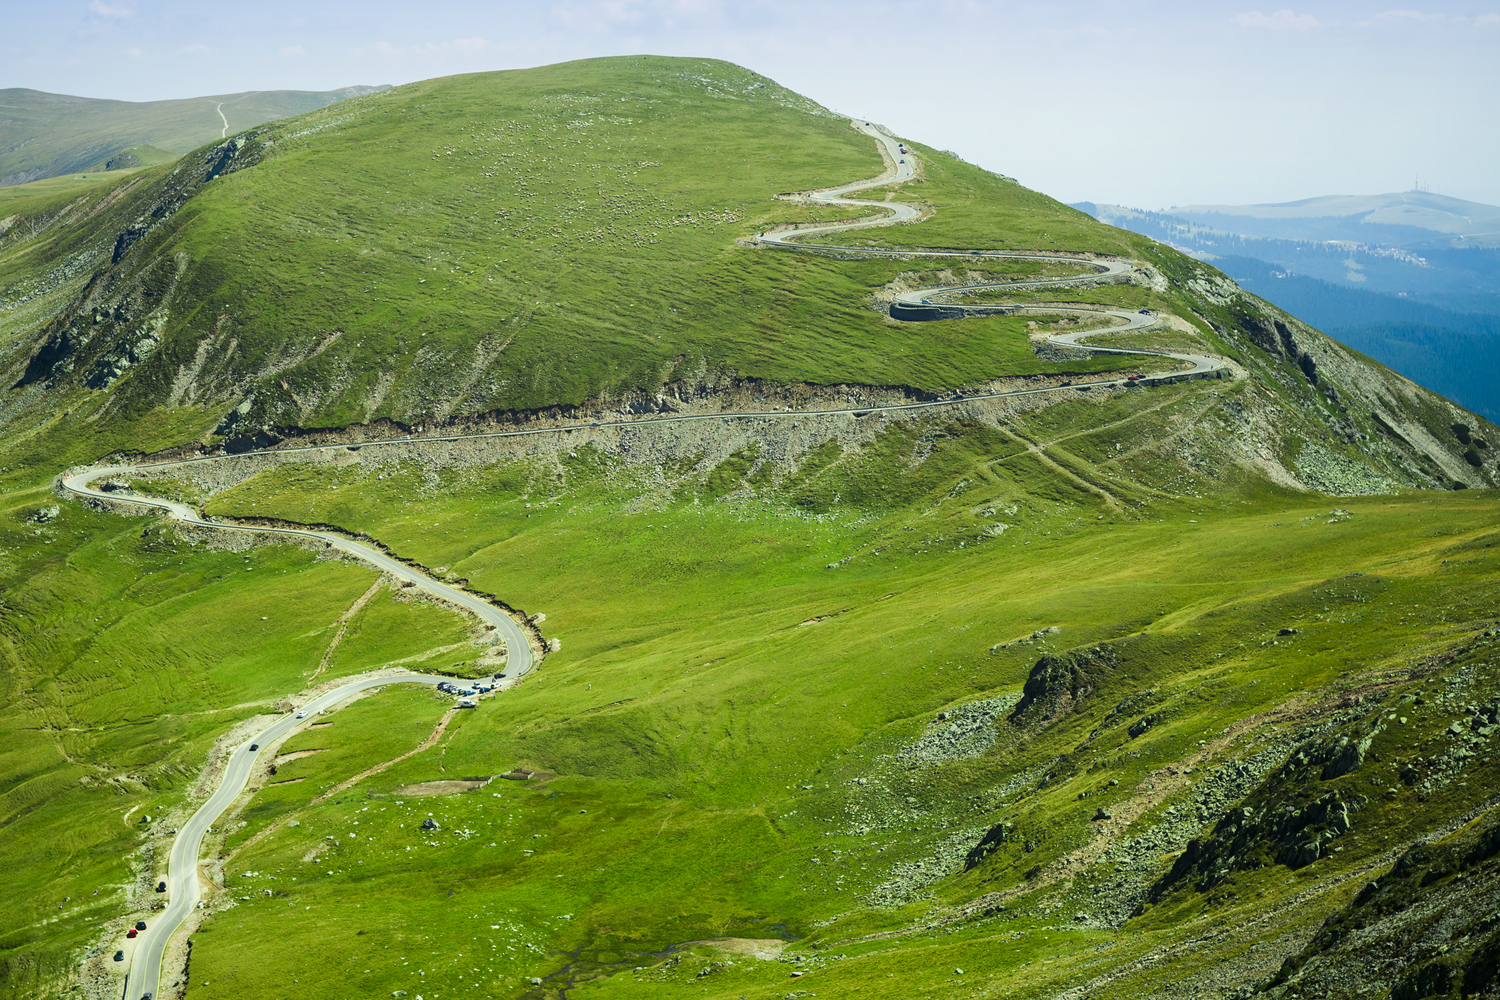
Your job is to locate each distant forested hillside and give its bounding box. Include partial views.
[1217,255,1500,419]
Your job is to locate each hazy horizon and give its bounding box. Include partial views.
[5,1,1497,209]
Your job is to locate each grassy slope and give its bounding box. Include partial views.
[0,87,379,186]
[0,57,1487,502]
[162,417,1499,1000]
[0,167,162,210]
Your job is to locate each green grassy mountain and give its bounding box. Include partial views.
[0,56,1496,1000]
[0,85,388,187]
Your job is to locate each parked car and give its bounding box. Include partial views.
[155,881,166,892]
[1126,375,1142,381]
[126,929,137,939]
[135,921,147,930]
[113,951,124,962]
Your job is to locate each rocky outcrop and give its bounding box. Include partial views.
[1318,734,1370,780]
[1145,730,1377,903]
[1008,645,1120,728]
[1233,309,1319,386]
[8,132,267,394]
[1270,806,1500,999]
[964,821,1013,870]
[1155,789,1365,896]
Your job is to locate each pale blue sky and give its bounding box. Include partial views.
[5,1,1497,208]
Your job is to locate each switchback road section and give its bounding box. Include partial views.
[756,119,1225,384]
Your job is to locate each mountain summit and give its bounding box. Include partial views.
[0,56,1490,492]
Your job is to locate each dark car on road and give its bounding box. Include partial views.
[249,744,258,751]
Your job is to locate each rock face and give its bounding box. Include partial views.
[1008,646,1119,728]
[1271,808,1500,1000]
[1318,735,1370,780]
[1234,311,1318,386]
[9,133,262,394]
[1146,730,1377,903]
[964,821,1013,870]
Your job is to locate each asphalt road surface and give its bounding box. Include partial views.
[115,670,483,1000]
[60,469,535,682]
[57,471,536,1000]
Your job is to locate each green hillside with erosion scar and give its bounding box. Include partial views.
[0,55,1496,1000]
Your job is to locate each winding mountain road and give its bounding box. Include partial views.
[63,117,1224,1000]
[61,470,536,681]
[58,471,533,1000]
[758,119,1224,382]
[115,670,486,1000]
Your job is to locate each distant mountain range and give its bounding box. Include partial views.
[1169,191,1500,249]
[0,85,389,187]
[1073,192,1500,418]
